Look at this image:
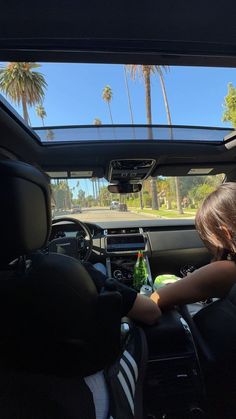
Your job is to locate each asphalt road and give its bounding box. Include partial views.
[64,208,153,222]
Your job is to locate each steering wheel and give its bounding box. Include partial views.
[50,217,93,262]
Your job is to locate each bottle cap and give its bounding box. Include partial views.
[137,251,143,257]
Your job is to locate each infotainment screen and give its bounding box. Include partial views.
[106,234,145,252]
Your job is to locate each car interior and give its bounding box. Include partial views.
[1,1,236,418]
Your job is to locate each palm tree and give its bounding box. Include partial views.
[156,67,183,214]
[46,129,55,141]
[126,65,183,214]
[123,66,145,209]
[0,62,47,124]
[93,118,102,125]
[126,65,160,209]
[36,104,47,126]
[102,85,114,124]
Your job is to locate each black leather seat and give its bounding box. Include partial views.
[0,159,123,377]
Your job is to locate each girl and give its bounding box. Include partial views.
[151,182,236,309]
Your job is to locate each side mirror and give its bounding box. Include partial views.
[108,183,142,194]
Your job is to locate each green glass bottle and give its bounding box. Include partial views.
[133,251,148,291]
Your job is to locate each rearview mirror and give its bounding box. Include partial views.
[108,183,142,194]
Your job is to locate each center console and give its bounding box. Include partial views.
[104,228,206,417]
[104,227,152,287]
[144,310,207,418]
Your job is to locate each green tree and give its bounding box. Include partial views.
[223,82,236,127]
[36,104,47,126]
[158,178,173,209]
[0,62,47,124]
[181,174,224,208]
[52,180,72,210]
[102,85,114,124]
[99,186,111,206]
[179,176,205,199]
[188,183,215,207]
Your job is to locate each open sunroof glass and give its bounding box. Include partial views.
[33,125,233,144]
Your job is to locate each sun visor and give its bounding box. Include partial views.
[153,164,236,177]
[46,167,104,179]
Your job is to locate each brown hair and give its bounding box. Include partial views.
[195,182,236,261]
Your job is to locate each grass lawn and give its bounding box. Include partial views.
[131,207,197,219]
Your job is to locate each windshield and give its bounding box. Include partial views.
[51,175,224,222]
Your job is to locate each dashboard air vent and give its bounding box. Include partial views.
[107,228,139,235]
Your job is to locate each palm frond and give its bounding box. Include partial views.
[0,62,47,107]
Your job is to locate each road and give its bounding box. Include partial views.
[58,208,153,222]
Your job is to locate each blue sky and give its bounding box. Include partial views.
[1,63,236,128]
[1,63,236,196]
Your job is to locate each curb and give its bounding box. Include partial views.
[130,210,162,218]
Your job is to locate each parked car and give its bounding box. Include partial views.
[118,203,128,212]
[110,201,128,211]
[110,201,120,210]
[71,206,82,214]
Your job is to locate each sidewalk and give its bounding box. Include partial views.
[129,208,195,219]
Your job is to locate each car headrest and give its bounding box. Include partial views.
[0,160,51,265]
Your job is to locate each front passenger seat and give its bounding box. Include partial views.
[193,285,236,418]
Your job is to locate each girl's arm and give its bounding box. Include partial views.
[128,293,161,325]
[151,260,236,310]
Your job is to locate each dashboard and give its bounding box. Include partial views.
[48,218,210,283]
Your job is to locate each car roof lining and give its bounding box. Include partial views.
[1,0,236,66]
[1,0,236,178]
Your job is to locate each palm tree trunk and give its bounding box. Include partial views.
[95,179,98,200]
[143,66,159,210]
[108,102,114,125]
[124,66,134,124]
[151,178,159,210]
[159,70,183,214]
[97,178,101,205]
[174,176,183,214]
[22,95,29,124]
[92,180,95,200]
[143,66,152,125]
[139,184,144,210]
[158,70,172,126]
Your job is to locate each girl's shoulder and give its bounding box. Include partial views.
[199,260,236,297]
[209,259,236,272]
[189,260,236,278]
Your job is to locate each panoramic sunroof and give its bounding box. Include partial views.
[33,125,233,144]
